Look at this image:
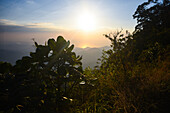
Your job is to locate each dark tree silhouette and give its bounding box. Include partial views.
[0,36,84,113]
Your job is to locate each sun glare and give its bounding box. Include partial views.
[82,45,87,48]
[77,12,96,31]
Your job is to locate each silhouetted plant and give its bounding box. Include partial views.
[0,0,169,113]
[73,0,170,112]
[0,36,84,113]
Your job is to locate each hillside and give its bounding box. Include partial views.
[74,46,111,68]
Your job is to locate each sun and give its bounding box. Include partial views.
[82,45,88,48]
[77,12,96,31]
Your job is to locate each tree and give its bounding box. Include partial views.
[133,0,170,31]
[0,36,84,113]
[133,0,170,50]
[75,0,170,112]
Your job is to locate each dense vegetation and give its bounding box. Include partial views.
[0,0,169,113]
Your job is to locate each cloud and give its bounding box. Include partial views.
[0,19,63,32]
[0,19,20,26]
[25,23,59,29]
[0,24,37,32]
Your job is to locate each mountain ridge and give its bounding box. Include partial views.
[0,43,111,68]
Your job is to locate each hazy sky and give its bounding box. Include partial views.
[0,0,146,48]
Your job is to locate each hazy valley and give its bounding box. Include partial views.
[0,42,110,68]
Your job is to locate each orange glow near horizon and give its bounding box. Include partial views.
[81,45,88,48]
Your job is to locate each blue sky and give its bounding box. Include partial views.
[0,0,146,47]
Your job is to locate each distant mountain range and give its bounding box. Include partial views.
[0,43,111,68]
[74,46,111,68]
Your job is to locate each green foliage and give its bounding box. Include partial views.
[0,36,84,113]
[0,62,12,74]
[133,0,170,31]
[0,0,169,113]
[72,0,170,112]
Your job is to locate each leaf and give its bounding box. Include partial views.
[77,56,82,61]
[34,41,38,47]
[57,36,65,43]
[77,66,83,72]
[16,105,23,111]
[63,97,68,100]
[65,40,70,49]
[80,81,85,85]
[71,52,76,59]
[119,34,124,37]
[48,39,55,49]
[67,44,74,52]
[41,100,44,104]
[30,52,36,58]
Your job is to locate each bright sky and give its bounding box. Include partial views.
[0,0,146,48]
